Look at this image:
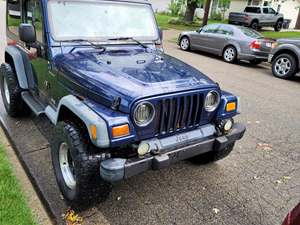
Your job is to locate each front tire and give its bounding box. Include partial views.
[189,143,235,164]
[51,121,111,205]
[272,54,297,79]
[223,46,237,63]
[180,36,190,51]
[250,21,259,30]
[0,63,30,117]
[274,20,283,32]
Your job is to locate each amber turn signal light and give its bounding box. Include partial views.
[112,124,130,138]
[226,102,236,112]
[90,125,97,140]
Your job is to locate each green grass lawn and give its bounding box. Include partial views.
[156,13,300,39]
[0,145,37,225]
[156,13,227,31]
[261,31,300,39]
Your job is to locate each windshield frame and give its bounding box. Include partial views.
[47,0,160,43]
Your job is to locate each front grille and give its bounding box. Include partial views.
[156,93,204,135]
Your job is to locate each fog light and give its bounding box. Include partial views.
[218,118,234,134]
[138,142,150,156]
[224,119,233,132]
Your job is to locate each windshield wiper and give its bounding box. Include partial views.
[108,37,148,49]
[62,39,106,53]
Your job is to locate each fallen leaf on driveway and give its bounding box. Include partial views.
[282,176,291,180]
[253,175,260,180]
[212,208,220,214]
[256,143,273,151]
[64,209,83,225]
[275,180,283,184]
[275,176,292,185]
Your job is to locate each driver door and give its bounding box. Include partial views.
[193,24,221,53]
[25,0,57,106]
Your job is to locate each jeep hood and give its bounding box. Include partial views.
[54,48,218,113]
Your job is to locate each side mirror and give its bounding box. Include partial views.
[19,23,36,44]
[159,28,163,41]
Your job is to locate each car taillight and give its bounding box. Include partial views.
[250,40,261,49]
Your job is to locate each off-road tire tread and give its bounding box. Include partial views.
[53,121,111,206]
[0,63,30,117]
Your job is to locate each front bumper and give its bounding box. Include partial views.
[100,123,246,182]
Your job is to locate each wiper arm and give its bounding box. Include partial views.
[108,37,148,49]
[62,39,106,53]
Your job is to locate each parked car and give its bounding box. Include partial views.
[229,6,284,31]
[269,38,300,79]
[1,0,246,204]
[178,24,275,65]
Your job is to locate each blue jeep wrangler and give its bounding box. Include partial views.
[1,0,246,204]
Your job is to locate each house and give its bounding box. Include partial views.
[150,0,300,28]
[149,0,170,12]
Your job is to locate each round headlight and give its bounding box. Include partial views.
[204,91,220,112]
[134,102,155,127]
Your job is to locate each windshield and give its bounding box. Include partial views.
[238,26,263,39]
[47,0,159,42]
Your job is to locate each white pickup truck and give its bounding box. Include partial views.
[229,6,284,32]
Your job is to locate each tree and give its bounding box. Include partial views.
[296,7,300,29]
[183,0,199,22]
[202,0,212,26]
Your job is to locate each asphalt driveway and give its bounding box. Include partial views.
[0,3,299,224]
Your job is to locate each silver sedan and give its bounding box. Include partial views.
[178,24,274,65]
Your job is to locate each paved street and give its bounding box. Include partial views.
[0,2,300,224]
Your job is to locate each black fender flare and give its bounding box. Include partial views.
[4,45,35,90]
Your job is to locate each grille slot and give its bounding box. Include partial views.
[157,93,204,135]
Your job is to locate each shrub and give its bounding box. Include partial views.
[168,0,185,16]
[210,12,222,21]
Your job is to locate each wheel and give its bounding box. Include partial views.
[51,121,111,205]
[249,59,263,65]
[189,143,235,164]
[180,36,190,51]
[274,20,283,32]
[0,63,30,117]
[272,54,297,79]
[250,21,259,30]
[223,46,237,63]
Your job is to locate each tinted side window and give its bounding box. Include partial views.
[217,25,234,36]
[202,24,219,34]
[7,1,22,37]
[245,7,261,13]
[25,0,43,43]
[263,8,268,14]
